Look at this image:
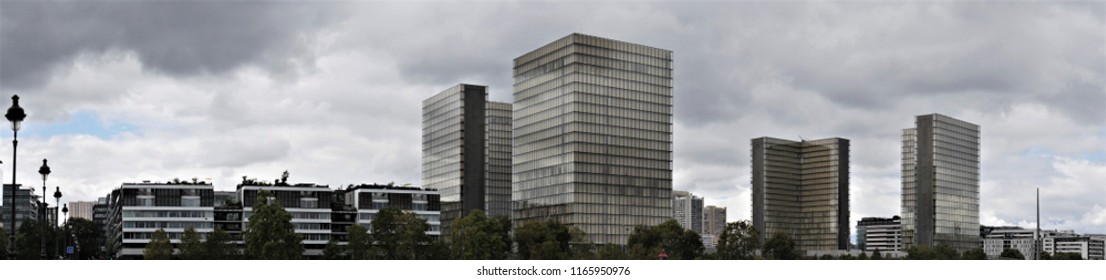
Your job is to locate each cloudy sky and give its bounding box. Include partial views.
[1,1,1103,235]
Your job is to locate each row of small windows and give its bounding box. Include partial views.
[123,221,213,229]
[122,210,213,219]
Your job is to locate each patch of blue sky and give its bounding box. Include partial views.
[19,110,137,139]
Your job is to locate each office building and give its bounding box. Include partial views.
[2,184,38,236]
[752,137,850,252]
[702,205,727,247]
[902,114,980,251]
[341,184,441,236]
[512,33,674,245]
[68,201,96,221]
[672,190,703,233]
[105,182,216,259]
[92,196,109,254]
[1043,233,1105,260]
[213,191,243,243]
[857,216,903,253]
[981,226,1044,260]
[422,84,512,239]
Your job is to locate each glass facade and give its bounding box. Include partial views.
[422,84,512,240]
[752,137,850,252]
[901,114,980,251]
[512,34,673,245]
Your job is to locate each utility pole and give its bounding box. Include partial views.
[1036,188,1040,260]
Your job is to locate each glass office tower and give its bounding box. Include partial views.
[423,84,512,239]
[512,34,673,245]
[752,137,850,252]
[901,113,980,251]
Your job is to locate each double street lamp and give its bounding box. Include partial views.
[6,95,25,259]
[61,202,68,259]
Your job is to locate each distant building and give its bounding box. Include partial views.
[702,205,727,248]
[857,216,903,254]
[2,184,39,236]
[92,196,109,254]
[902,114,980,251]
[106,182,216,259]
[981,226,1037,259]
[752,137,850,253]
[68,201,96,221]
[672,190,703,233]
[422,84,512,240]
[1043,233,1105,260]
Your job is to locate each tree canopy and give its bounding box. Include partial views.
[65,217,101,259]
[371,207,436,259]
[177,225,204,260]
[514,220,575,260]
[346,224,375,259]
[204,227,239,259]
[449,210,511,260]
[627,219,703,260]
[962,248,988,260]
[243,190,304,259]
[716,220,759,259]
[143,228,174,260]
[1000,248,1026,260]
[906,244,960,260]
[761,231,800,260]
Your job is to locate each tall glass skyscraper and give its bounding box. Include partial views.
[422,84,512,239]
[751,137,850,252]
[512,34,673,245]
[901,113,980,251]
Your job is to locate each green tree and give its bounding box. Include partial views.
[450,210,511,260]
[1052,252,1083,260]
[0,225,8,259]
[963,248,988,260]
[514,220,574,260]
[65,218,100,259]
[627,220,704,260]
[819,254,835,260]
[143,228,174,260]
[323,238,345,260]
[1039,251,1052,260]
[1000,248,1025,260]
[934,244,960,260]
[596,244,630,260]
[14,218,50,259]
[716,221,759,259]
[347,224,375,260]
[858,252,869,260]
[177,225,204,259]
[371,207,434,260]
[762,231,800,260]
[243,190,304,259]
[204,228,239,260]
[871,248,884,260]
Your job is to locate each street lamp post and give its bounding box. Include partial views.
[53,186,62,259]
[61,203,67,260]
[6,95,26,259]
[38,159,50,259]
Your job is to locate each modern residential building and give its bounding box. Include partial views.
[238,183,335,257]
[702,205,727,248]
[341,184,441,237]
[213,191,243,243]
[901,113,981,251]
[981,226,1046,260]
[1043,233,1105,260]
[671,190,703,233]
[105,182,216,259]
[422,84,512,240]
[2,184,39,236]
[752,137,850,252]
[856,216,903,254]
[512,33,674,245]
[68,201,96,221]
[92,196,109,254]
